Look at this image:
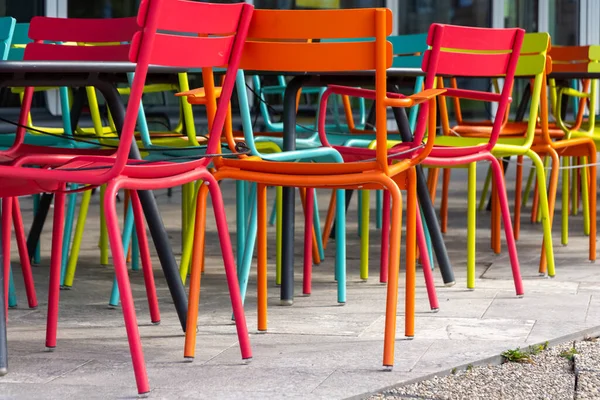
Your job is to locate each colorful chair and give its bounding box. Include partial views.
[9,1,254,394]
[426,32,555,283]
[184,8,446,369]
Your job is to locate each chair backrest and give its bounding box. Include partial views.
[549,45,600,134]
[20,0,253,183]
[0,17,15,60]
[423,24,525,148]
[7,23,30,61]
[240,9,393,72]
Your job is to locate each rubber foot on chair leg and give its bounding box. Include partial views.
[591,260,596,264]
[337,301,346,306]
[107,304,118,310]
[183,357,194,363]
[242,357,253,365]
[383,365,393,372]
[151,320,161,326]
[516,294,525,298]
[29,305,38,310]
[405,335,414,340]
[444,281,456,287]
[45,346,56,352]
[8,304,17,309]
[302,293,311,297]
[257,329,267,334]
[280,299,293,306]
[60,286,71,291]
[137,391,150,398]
[0,367,7,376]
[431,308,439,313]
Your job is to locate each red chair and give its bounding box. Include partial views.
[4,0,254,394]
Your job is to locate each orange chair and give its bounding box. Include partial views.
[184,8,443,369]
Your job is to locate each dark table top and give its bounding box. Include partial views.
[0,61,184,74]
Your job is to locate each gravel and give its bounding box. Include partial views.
[369,342,577,400]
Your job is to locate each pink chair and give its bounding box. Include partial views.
[317,24,525,297]
[3,0,254,394]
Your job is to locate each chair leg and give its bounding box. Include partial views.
[539,149,560,275]
[513,155,523,240]
[427,167,440,205]
[586,148,597,262]
[360,189,369,281]
[382,179,403,368]
[99,185,109,266]
[491,166,501,254]
[312,189,325,263]
[335,189,346,304]
[45,190,66,350]
[322,190,336,250]
[561,157,569,245]
[131,191,160,324]
[522,164,536,208]
[488,156,524,296]
[12,198,37,308]
[104,183,149,395]
[205,176,252,360]
[417,210,438,311]
[526,150,555,278]
[302,188,314,295]
[63,189,92,288]
[235,180,247,277]
[581,156,590,236]
[184,183,208,360]
[571,158,578,216]
[467,162,477,290]
[440,169,450,233]
[478,166,492,212]
[60,188,78,285]
[379,191,391,284]
[238,183,258,305]
[2,199,11,312]
[275,186,282,286]
[257,184,268,331]
[32,194,41,265]
[405,169,417,338]
[376,189,383,229]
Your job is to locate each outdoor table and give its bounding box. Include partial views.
[0,61,191,374]
[273,67,456,305]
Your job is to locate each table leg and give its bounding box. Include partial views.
[26,193,53,261]
[0,199,7,376]
[98,82,188,330]
[281,76,309,306]
[390,104,455,285]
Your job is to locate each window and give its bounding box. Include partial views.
[397,0,492,35]
[254,0,384,9]
[68,0,139,18]
[0,0,44,22]
[504,0,538,32]
[549,0,579,45]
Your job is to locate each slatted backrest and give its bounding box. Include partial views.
[423,24,524,82]
[514,32,549,77]
[550,45,600,73]
[7,23,30,61]
[24,16,138,61]
[389,33,427,69]
[240,8,393,72]
[0,17,15,61]
[131,0,248,68]
[20,0,253,177]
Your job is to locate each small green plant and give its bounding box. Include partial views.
[466,364,473,372]
[528,342,547,355]
[501,348,533,363]
[451,368,457,375]
[560,347,578,361]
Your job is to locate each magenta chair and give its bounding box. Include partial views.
[4,0,254,395]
